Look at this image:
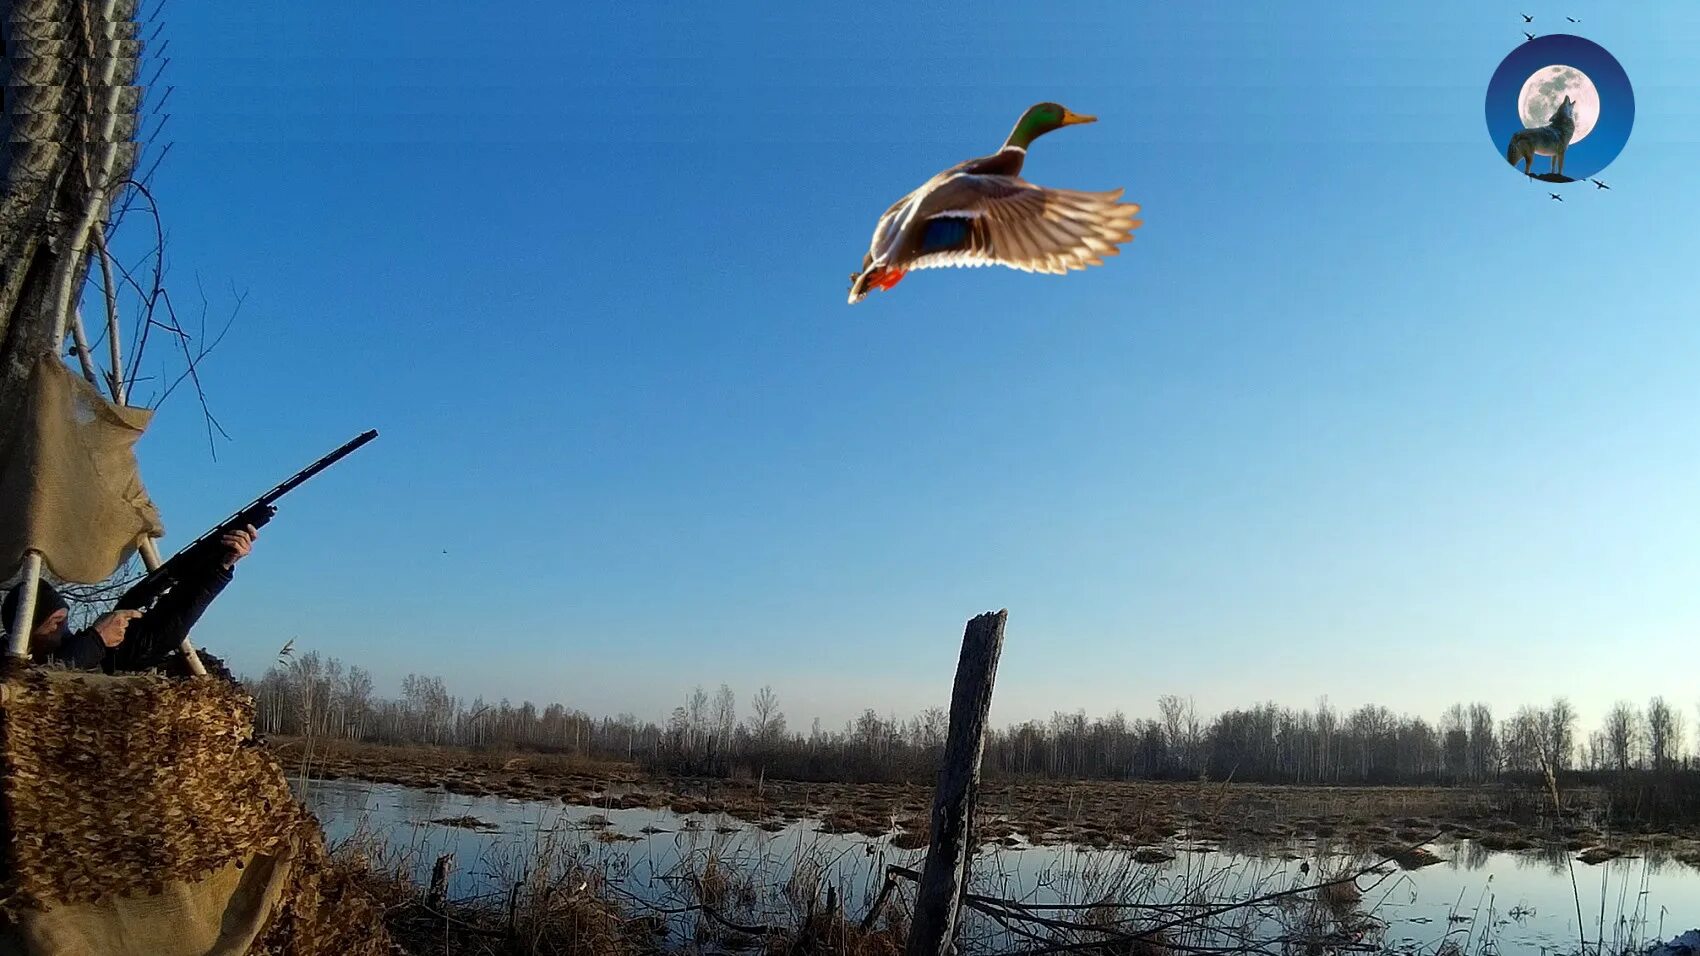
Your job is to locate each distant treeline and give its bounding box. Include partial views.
[249,653,1695,795]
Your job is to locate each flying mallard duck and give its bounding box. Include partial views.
[847,102,1142,304]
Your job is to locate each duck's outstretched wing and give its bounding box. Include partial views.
[860,187,925,272]
[905,175,1142,275]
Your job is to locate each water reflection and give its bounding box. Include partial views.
[298,779,1700,956]
[1457,838,1491,871]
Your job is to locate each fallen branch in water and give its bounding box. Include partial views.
[862,834,1436,955]
[603,882,782,937]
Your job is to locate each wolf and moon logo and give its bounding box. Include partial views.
[1486,33,1633,187]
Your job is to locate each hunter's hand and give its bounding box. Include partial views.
[92,609,143,649]
[221,524,258,570]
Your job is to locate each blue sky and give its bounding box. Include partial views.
[112,2,1700,733]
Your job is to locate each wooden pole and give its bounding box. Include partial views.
[6,552,44,658]
[92,228,126,404]
[67,308,101,386]
[905,609,1007,956]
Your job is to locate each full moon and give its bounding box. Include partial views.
[1518,64,1600,145]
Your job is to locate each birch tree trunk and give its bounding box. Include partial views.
[0,0,141,424]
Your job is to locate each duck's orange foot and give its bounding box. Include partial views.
[870,268,906,291]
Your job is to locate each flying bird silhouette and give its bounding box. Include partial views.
[1521,13,1533,22]
[1590,179,1610,189]
[1549,192,1564,201]
[1524,31,1537,41]
[847,102,1142,304]
[1567,16,1579,22]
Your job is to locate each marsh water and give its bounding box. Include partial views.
[300,778,1700,956]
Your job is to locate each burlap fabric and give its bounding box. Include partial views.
[0,355,164,584]
[0,670,391,955]
[0,851,295,956]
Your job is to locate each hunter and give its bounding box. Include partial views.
[1,525,257,673]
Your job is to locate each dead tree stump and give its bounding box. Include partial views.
[905,609,1007,956]
[426,853,453,909]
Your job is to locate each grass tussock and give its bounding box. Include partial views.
[508,864,640,956]
[1576,845,1624,865]
[1477,832,1535,851]
[1371,843,1445,870]
[1316,878,1362,908]
[429,815,498,831]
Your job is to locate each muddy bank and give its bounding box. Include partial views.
[273,738,1700,865]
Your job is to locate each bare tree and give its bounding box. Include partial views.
[1501,706,1544,774]
[683,685,709,764]
[1466,703,1498,781]
[1585,730,1607,771]
[1543,697,1578,772]
[0,0,142,424]
[239,650,1695,792]
[747,685,784,747]
[1157,694,1201,776]
[712,684,737,751]
[1603,700,1642,772]
[666,707,690,754]
[1315,697,1338,783]
[343,666,373,740]
[918,706,947,752]
[1440,704,1468,781]
[1646,696,1683,773]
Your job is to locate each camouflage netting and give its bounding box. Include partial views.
[248,831,396,956]
[0,668,391,955]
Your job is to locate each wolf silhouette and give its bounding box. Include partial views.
[1507,96,1578,177]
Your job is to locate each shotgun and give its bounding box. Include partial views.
[114,429,378,613]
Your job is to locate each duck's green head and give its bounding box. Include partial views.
[1004,102,1096,149]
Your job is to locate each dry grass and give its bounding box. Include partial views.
[335,820,658,956]
[324,808,1683,956]
[295,743,1700,956]
[889,831,930,851]
[271,735,639,804]
[509,861,638,955]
